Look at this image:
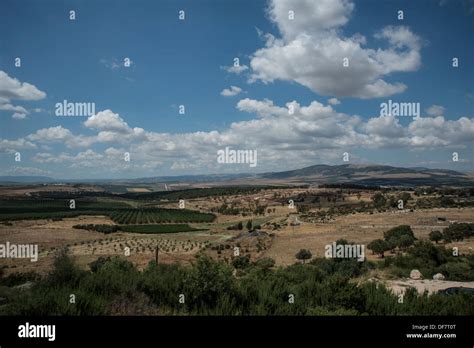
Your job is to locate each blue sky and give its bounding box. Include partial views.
[0,0,473,179]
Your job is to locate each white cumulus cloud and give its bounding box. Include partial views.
[328,98,341,105]
[221,65,249,74]
[426,105,445,116]
[0,71,46,119]
[248,0,422,99]
[221,86,243,97]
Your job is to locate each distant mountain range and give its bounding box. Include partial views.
[1,164,473,187]
[259,164,474,186]
[260,164,464,179]
[0,176,57,183]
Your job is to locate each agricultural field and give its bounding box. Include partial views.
[0,199,215,224]
[0,199,131,221]
[1,184,473,267]
[0,183,473,317]
[108,208,215,224]
[118,224,206,234]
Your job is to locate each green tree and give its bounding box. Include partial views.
[246,220,253,231]
[386,237,399,253]
[429,230,443,244]
[398,234,415,250]
[384,225,415,241]
[367,239,390,258]
[442,223,473,242]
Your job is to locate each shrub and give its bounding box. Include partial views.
[140,262,188,311]
[89,256,112,273]
[184,256,236,310]
[73,224,118,234]
[372,193,386,208]
[2,284,106,316]
[295,249,312,263]
[0,271,40,287]
[438,262,473,281]
[254,257,275,270]
[2,248,473,316]
[307,306,360,316]
[81,257,139,299]
[47,248,85,287]
[232,255,251,269]
[408,240,448,266]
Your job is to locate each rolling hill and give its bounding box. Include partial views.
[0,164,472,187]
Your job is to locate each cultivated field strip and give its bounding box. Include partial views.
[0,199,215,224]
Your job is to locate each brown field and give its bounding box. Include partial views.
[126,187,152,192]
[1,184,473,284]
[0,184,104,197]
[2,207,473,276]
[260,207,474,265]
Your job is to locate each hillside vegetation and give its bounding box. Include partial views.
[1,245,473,316]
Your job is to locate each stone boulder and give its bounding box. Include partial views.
[410,269,423,280]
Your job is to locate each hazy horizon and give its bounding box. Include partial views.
[1,162,472,183]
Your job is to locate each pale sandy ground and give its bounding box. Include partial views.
[126,188,151,192]
[0,185,103,197]
[261,208,474,266]
[382,279,474,295]
[0,215,114,248]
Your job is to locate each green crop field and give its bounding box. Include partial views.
[109,208,215,224]
[0,199,128,221]
[118,224,206,234]
[0,199,215,223]
[0,210,114,221]
[0,199,130,213]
